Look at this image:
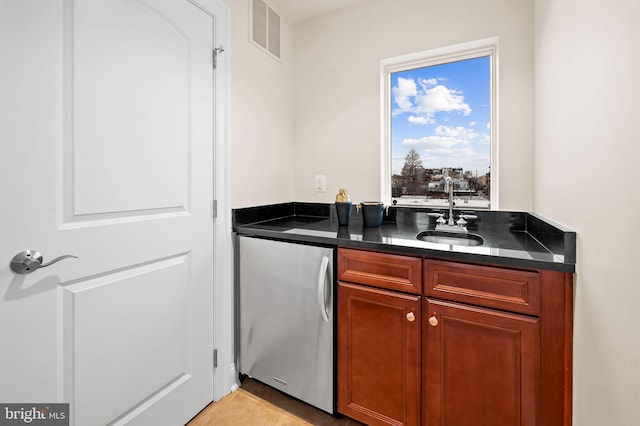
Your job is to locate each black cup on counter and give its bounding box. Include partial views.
[335,202,352,226]
[360,202,385,227]
[335,188,352,226]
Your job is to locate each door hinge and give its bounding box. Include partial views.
[211,200,217,219]
[213,45,225,69]
[213,349,218,368]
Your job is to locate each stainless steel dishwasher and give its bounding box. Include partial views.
[238,235,335,414]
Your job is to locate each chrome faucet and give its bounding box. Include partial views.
[444,176,455,226]
[432,177,477,233]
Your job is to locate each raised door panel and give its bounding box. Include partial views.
[62,256,191,426]
[424,260,541,316]
[69,0,202,219]
[338,282,421,426]
[338,248,422,294]
[424,299,539,426]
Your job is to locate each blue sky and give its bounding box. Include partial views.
[391,56,491,176]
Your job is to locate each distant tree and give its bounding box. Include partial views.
[401,149,425,196]
[468,176,479,190]
[401,149,423,180]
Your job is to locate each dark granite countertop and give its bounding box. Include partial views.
[233,203,576,273]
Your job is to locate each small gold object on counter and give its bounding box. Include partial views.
[335,188,351,202]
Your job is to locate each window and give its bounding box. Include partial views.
[381,38,497,209]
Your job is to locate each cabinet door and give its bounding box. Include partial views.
[338,282,421,426]
[424,299,539,426]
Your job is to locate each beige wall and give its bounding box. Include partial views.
[228,0,640,421]
[228,0,295,208]
[292,0,534,209]
[534,0,640,424]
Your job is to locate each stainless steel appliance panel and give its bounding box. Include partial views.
[238,236,334,413]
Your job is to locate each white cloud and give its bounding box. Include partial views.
[417,85,471,118]
[469,121,477,126]
[400,123,485,168]
[418,77,438,89]
[403,140,478,158]
[439,147,477,157]
[435,125,478,141]
[408,115,434,125]
[402,136,461,150]
[392,77,417,111]
[392,77,472,125]
[402,125,479,150]
[394,141,489,174]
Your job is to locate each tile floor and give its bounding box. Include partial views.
[187,388,311,425]
[188,377,365,426]
[240,378,365,426]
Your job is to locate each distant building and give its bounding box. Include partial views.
[394,166,488,201]
[427,177,468,191]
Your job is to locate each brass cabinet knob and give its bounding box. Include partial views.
[406,312,416,322]
[429,315,438,327]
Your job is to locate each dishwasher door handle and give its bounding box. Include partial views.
[317,255,331,322]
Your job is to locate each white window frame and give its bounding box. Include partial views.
[380,37,499,209]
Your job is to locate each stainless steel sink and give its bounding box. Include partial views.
[416,230,484,246]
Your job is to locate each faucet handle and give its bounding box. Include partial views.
[456,217,467,227]
[436,216,447,225]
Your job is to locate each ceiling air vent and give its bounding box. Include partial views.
[250,0,281,60]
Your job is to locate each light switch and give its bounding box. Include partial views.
[314,175,326,193]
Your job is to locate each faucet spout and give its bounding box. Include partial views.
[445,176,454,226]
[435,176,468,233]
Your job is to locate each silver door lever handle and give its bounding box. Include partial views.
[10,250,78,274]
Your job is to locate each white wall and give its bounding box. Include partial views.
[227,0,640,421]
[534,0,640,424]
[292,0,534,209]
[227,0,295,208]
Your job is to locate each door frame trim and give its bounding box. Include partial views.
[189,0,236,401]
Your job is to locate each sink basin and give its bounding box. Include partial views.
[416,230,484,246]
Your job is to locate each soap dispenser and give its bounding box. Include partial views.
[335,188,352,226]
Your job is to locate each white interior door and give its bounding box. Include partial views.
[0,1,217,424]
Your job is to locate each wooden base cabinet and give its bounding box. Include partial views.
[337,249,573,426]
[337,282,421,426]
[424,299,540,426]
[423,260,573,426]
